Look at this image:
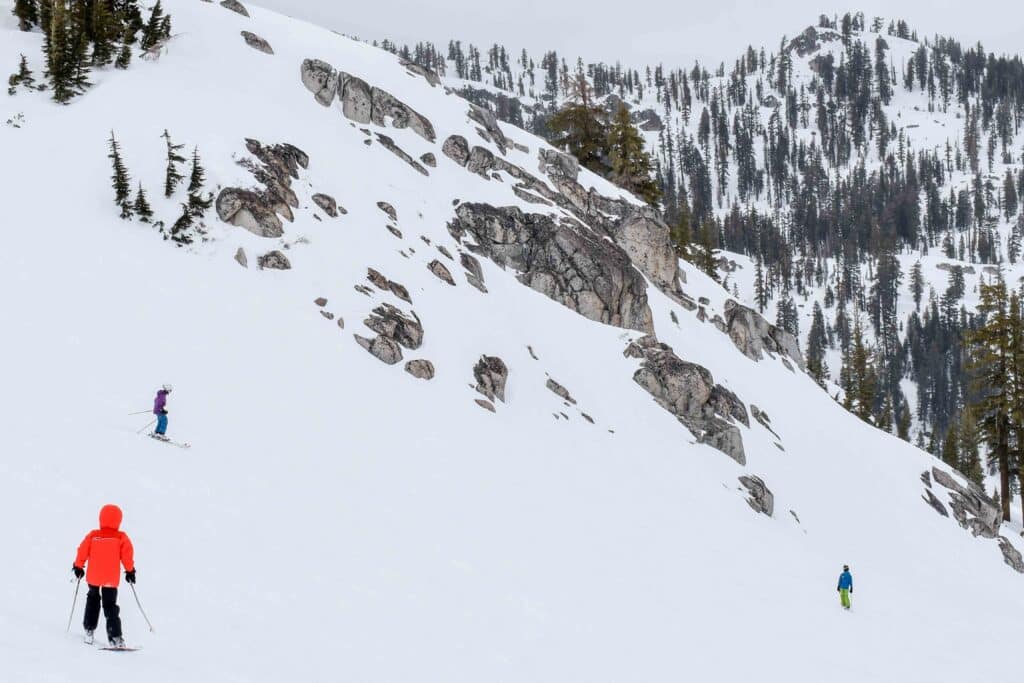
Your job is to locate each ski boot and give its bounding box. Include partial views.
[84,630,95,645]
[109,636,127,649]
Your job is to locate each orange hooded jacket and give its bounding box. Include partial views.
[74,505,135,588]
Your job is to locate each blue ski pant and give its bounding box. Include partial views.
[156,413,168,435]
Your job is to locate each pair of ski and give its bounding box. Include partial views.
[84,637,141,652]
[149,433,191,449]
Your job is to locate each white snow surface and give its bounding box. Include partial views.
[0,2,1021,681]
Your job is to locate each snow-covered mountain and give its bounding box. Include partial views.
[1,2,1021,682]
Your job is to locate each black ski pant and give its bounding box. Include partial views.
[83,585,122,640]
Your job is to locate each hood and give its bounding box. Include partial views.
[99,504,122,530]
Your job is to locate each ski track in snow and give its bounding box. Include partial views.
[0,2,1022,681]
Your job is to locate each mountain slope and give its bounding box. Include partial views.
[0,2,1021,682]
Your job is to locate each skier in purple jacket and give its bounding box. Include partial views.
[152,384,173,441]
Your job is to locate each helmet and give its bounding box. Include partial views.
[843,565,849,571]
[162,384,174,393]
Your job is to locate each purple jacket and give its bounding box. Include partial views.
[153,390,168,415]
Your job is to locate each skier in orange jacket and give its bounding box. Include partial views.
[72,504,136,647]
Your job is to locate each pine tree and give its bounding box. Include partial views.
[139,0,165,51]
[806,301,830,386]
[168,203,195,245]
[13,0,39,31]
[967,273,1014,521]
[606,103,660,204]
[132,182,153,223]
[957,408,984,486]
[186,147,213,216]
[941,422,959,468]
[909,261,924,311]
[7,54,35,95]
[108,131,132,218]
[842,320,877,423]
[162,129,186,197]
[695,220,718,281]
[90,0,117,67]
[114,27,133,70]
[669,198,692,260]
[547,73,608,175]
[754,259,768,313]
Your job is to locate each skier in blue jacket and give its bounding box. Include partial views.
[837,565,853,610]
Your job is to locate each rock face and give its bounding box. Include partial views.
[473,355,508,403]
[312,193,339,217]
[427,260,455,286]
[354,334,402,365]
[922,489,949,517]
[723,300,806,371]
[405,359,435,380]
[467,104,507,154]
[363,304,423,350]
[217,139,308,238]
[299,59,436,142]
[738,475,774,516]
[257,250,291,270]
[220,0,249,17]
[612,207,680,293]
[626,335,748,464]
[398,57,441,87]
[240,31,273,54]
[448,203,655,334]
[998,537,1024,573]
[931,467,1001,538]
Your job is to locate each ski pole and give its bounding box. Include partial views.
[129,583,155,633]
[66,578,81,633]
[136,418,156,435]
[128,409,152,416]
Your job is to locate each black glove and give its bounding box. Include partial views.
[72,566,84,580]
[125,569,136,584]
[850,588,853,594]
[161,409,168,415]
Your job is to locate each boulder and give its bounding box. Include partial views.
[312,193,339,218]
[738,475,774,516]
[546,378,576,405]
[448,204,654,333]
[420,153,437,168]
[723,300,806,371]
[300,59,338,106]
[467,146,495,178]
[314,297,327,307]
[627,335,747,464]
[363,304,423,349]
[475,399,496,413]
[240,31,273,54]
[405,359,435,380]
[257,250,291,270]
[473,355,508,403]
[377,201,397,221]
[442,135,471,166]
[234,247,248,268]
[354,334,403,365]
[428,259,456,286]
[220,0,249,17]
[369,85,436,142]
[337,72,373,123]
[375,134,429,176]
[216,188,284,238]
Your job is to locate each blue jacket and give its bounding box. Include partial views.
[837,571,853,591]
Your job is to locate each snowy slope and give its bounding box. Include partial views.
[1,2,1022,682]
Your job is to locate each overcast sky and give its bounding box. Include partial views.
[254,1,1023,67]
